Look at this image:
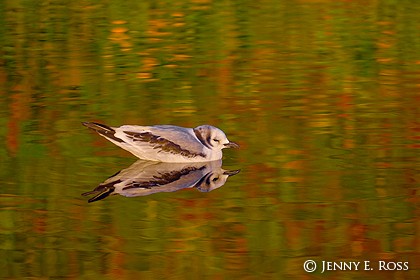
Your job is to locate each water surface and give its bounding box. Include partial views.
[0,0,419,279]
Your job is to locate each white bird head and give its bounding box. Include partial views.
[194,125,239,150]
[195,168,241,192]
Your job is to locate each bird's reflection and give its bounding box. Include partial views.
[82,160,240,202]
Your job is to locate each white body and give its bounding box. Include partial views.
[83,122,239,163]
[113,125,220,162]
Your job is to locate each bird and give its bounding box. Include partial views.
[82,122,239,162]
[82,159,240,202]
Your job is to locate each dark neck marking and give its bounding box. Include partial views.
[124,131,206,158]
[194,128,212,149]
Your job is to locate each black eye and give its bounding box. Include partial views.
[212,177,219,182]
[213,139,220,142]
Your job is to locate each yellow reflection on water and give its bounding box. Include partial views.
[0,0,419,279]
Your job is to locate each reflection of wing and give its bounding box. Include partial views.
[82,160,240,203]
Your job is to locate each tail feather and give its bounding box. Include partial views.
[82,186,115,203]
[82,122,124,143]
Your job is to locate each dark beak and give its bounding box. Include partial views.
[223,169,241,176]
[224,141,239,149]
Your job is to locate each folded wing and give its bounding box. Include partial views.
[114,125,207,160]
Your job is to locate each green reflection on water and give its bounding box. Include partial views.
[0,0,419,279]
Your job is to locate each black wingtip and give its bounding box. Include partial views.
[82,121,112,131]
[82,122,124,143]
[82,186,115,203]
[81,190,97,197]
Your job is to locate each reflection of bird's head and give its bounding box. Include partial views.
[195,169,240,192]
[82,159,240,202]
